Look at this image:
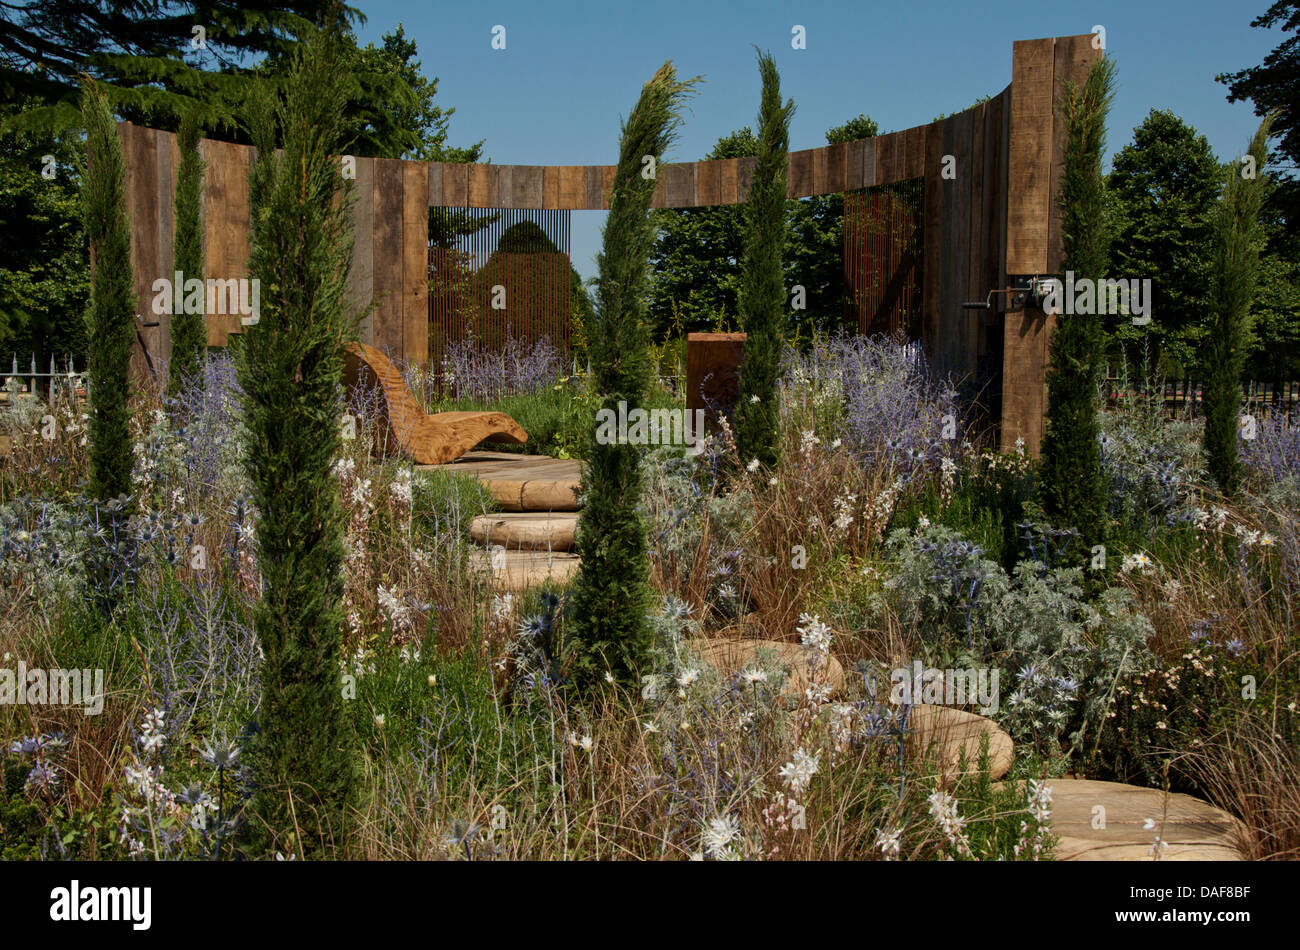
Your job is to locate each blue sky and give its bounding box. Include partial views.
[352,0,1285,281]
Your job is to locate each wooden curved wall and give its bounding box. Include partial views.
[118,33,1100,454]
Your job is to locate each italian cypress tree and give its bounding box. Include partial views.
[567,62,697,691]
[1039,56,1116,542]
[238,26,358,857]
[734,49,795,471]
[79,75,136,504]
[168,111,206,397]
[1202,117,1274,497]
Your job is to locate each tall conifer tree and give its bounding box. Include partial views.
[734,49,794,470]
[169,111,206,396]
[1202,117,1274,497]
[238,24,357,856]
[80,75,136,504]
[568,63,696,690]
[1039,56,1116,541]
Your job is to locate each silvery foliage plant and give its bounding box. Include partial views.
[879,524,1154,751]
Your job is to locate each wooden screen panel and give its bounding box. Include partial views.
[402,160,429,369]
[1005,37,1055,275]
[922,123,944,361]
[371,158,405,358]
[200,137,251,347]
[155,127,177,371]
[350,156,375,346]
[122,123,160,377]
[943,108,977,378]
[844,186,923,340]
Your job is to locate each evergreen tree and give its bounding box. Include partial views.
[0,105,89,370]
[168,110,205,396]
[79,75,135,504]
[1107,111,1224,371]
[238,25,357,856]
[1,1,358,134]
[1039,56,1116,541]
[1218,2,1299,229]
[568,62,697,691]
[1202,118,1274,497]
[734,49,794,470]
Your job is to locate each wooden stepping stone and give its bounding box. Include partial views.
[906,705,1014,782]
[689,638,846,701]
[1038,778,1245,861]
[471,512,578,551]
[426,452,584,512]
[471,549,580,591]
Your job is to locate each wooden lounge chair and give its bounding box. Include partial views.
[344,342,528,465]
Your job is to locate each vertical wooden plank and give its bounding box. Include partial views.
[845,139,866,190]
[123,123,157,377]
[372,158,405,357]
[543,165,560,209]
[497,165,514,209]
[427,162,443,208]
[737,156,757,203]
[402,160,429,369]
[876,132,900,184]
[967,103,987,366]
[664,163,694,207]
[155,128,176,371]
[1005,37,1054,275]
[811,145,829,195]
[201,137,250,347]
[920,128,942,353]
[861,137,877,189]
[825,141,848,194]
[696,158,721,206]
[922,121,943,364]
[351,156,375,345]
[904,125,927,181]
[600,166,616,209]
[786,148,814,197]
[558,165,584,209]
[442,162,468,207]
[513,165,543,209]
[584,165,602,209]
[945,110,975,378]
[719,158,739,204]
[468,163,491,208]
[1048,34,1099,273]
